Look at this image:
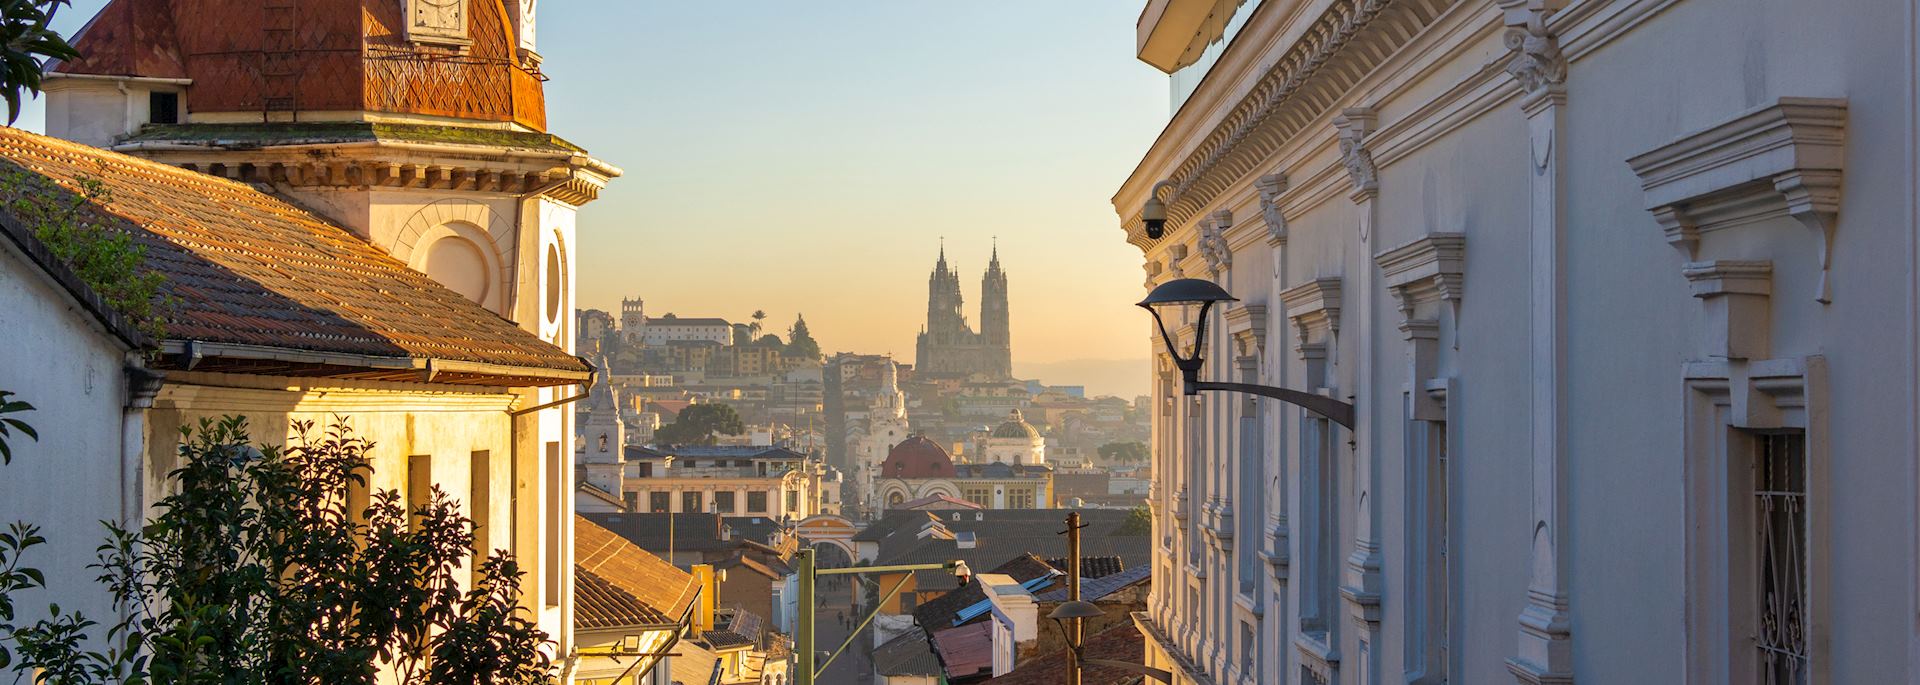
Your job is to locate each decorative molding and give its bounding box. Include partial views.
[1625,97,1847,302]
[1280,278,1343,348]
[1375,233,1466,321]
[1682,260,1772,361]
[1502,5,1566,96]
[1199,211,1234,275]
[1255,173,1289,245]
[1334,108,1380,203]
[1121,0,1463,248]
[1223,304,1268,357]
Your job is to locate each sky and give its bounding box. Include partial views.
[22,1,1170,398]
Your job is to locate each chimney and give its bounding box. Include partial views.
[691,564,718,635]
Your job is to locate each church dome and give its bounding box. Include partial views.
[991,410,1040,440]
[881,435,957,478]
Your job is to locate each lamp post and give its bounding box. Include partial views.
[1048,600,1175,683]
[1138,278,1356,429]
[792,549,972,685]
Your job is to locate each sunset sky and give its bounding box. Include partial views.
[23,1,1169,398]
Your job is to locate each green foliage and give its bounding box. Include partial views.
[0,390,34,464]
[0,413,555,684]
[0,170,171,340]
[1117,505,1152,536]
[0,0,78,124]
[1097,441,1150,465]
[785,314,821,363]
[653,403,746,446]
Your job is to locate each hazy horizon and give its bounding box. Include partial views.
[19,1,1167,399]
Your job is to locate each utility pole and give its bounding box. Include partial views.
[1067,511,1084,685]
[795,547,815,685]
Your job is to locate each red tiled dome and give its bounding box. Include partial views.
[881,435,956,479]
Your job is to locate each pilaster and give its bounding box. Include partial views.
[1503,2,1575,683]
[1333,108,1385,665]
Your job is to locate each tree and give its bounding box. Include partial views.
[1098,441,1150,465]
[0,411,555,684]
[0,0,79,123]
[1117,505,1152,535]
[653,403,746,446]
[785,314,821,363]
[749,309,767,339]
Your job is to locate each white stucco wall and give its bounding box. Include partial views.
[1123,0,1920,683]
[0,237,136,627]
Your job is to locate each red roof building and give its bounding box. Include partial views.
[881,435,958,479]
[55,0,547,130]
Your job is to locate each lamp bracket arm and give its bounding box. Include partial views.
[1189,380,1356,430]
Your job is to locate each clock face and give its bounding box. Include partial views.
[411,0,466,40]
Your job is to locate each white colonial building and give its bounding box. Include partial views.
[1120,1,1920,684]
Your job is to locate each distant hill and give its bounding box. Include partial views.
[1014,358,1149,400]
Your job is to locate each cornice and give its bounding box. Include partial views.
[1375,233,1466,317]
[1626,97,1846,302]
[1120,0,1464,250]
[124,145,613,206]
[1279,277,1342,344]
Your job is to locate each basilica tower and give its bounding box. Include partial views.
[915,244,1012,379]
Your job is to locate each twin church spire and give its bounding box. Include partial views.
[916,242,1012,379]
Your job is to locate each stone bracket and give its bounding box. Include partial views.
[1627,97,1846,303]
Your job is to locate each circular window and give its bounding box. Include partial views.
[423,236,489,304]
[544,242,563,324]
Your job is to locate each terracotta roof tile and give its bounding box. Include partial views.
[574,516,700,629]
[0,127,587,381]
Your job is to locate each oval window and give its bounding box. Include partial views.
[544,242,563,324]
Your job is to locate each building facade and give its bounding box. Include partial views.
[915,246,1012,379]
[874,435,1053,511]
[619,445,828,521]
[1119,1,1920,684]
[38,0,613,667]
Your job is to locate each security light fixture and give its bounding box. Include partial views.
[1138,278,1358,429]
[1141,179,1177,239]
[1047,599,1174,683]
[948,559,973,587]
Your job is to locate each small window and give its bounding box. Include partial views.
[148,91,179,125]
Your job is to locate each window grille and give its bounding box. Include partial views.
[1753,433,1808,684]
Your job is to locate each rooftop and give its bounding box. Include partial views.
[573,516,700,631]
[981,622,1145,684]
[873,629,943,677]
[0,127,588,385]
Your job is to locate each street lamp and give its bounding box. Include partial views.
[1046,601,1174,683]
[1138,278,1356,429]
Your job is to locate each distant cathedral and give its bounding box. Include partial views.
[916,244,1012,379]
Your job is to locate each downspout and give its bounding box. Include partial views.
[505,364,593,681]
[120,364,164,524]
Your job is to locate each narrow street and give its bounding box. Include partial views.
[812,572,873,685]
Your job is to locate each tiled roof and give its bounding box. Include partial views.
[0,127,589,385]
[1034,564,1151,603]
[574,516,699,630]
[981,622,1146,684]
[575,567,670,630]
[1045,556,1126,580]
[582,512,737,556]
[669,640,722,685]
[864,510,1152,595]
[873,629,942,677]
[0,194,151,351]
[913,554,1060,630]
